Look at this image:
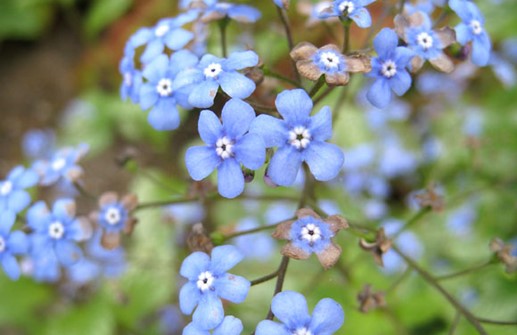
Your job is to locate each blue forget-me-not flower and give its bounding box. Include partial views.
[319,0,376,28]
[184,315,243,335]
[0,166,38,215]
[179,245,250,330]
[33,143,89,186]
[0,211,29,280]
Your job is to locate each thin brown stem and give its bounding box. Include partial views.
[266,256,290,320]
[476,317,517,326]
[222,218,292,241]
[276,6,301,83]
[448,312,462,335]
[436,260,495,281]
[72,182,97,200]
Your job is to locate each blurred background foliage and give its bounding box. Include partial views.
[0,0,516,334]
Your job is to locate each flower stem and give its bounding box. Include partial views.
[436,260,496,281]
[222,218,291,241]
[341,19,351,54]
[219,18,229,58]
[72,182,97,200]
[263,67,301,87]
[308,76,326,97]
[266,256,290,320]
[393,207,430,239]
[276,6,301,84]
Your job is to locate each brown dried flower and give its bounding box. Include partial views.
[357,284,386,313]
[359,228,393,266]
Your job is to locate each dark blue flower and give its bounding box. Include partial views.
[449,0,491,66]
[0,166,38,215]
[255,291,344,335]
[33,143,89,186]
[179,245,250,330]
[319,0,376,28]
[175,51,259,108]
[139,50,199,131]
[366,28,414,108]
[0,211,29,280]
[183,315,243,335]
[185,99,265,198]
[250,89,344,186]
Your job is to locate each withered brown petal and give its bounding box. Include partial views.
[290,42,318,61]
[99,191,119,207]
[296,60,323,81]
[272,220,294,240]
[102,231,121,250]
[281,242,311,260]
[345,56,371,73]
[325,215,349,233]
[436,27,456,48]
[317,242,342,270]
[430,53,454,73]
[410,56,424,73]
[121,193,139,211]
[296,208,321,220]
[325,72,349,86]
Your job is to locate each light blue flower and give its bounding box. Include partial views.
[184,315,243,335]
[382,219,423,274]
[119,55,142,104]
[367,28,414,109]
[175,51,259,108]
[33,143,89,186]
[319,0,376,28]
[234,218,275,261]
[449,0,491,66]
[0,211,29,280]
[22,129,55,160]
[0,166,38,215]
[202,3,261,23]
[179,245,250,330]
[185,99,265,198]
[255,291,344,335]
[139,51,199,131]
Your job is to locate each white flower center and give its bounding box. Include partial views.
[470,20,483,35]
[48,221,65,240]
[0,181,13,196]
[301,223,322,243]
[104,207,122,225]
[197,271,215,291]
[156,78,173,97]
[204,63,223,79]
[320,52,340,69]
[155,24,170,37]
[215,137,234,159]
[293,328,312,335]
[417,32,434,49]
[338,1,355,14]
[381,60,397,78]
[0,236,5,253]
[289,126,311,149]
[52,158,66,171]
[124,72,132,86]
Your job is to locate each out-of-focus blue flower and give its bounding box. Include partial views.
[175,51,259,108]
[29,251,61,282]
[404,0,435,14]
[33,143,89,186]
[184,315,243,335]
[449,0,491,66]
[119,56,143,104]
[319,200,341,215]
[202,3,261,23]
[185,99,265,198]
[367,28,414,109]
[255,291,344,335]
[0,166,38,215]
[490,53,516,88]
[158,305,185,335]
[27,199,86,267]
[0,211,29,280]
[265,202,296,223]
[364,99,411,131]
[319,0,376,28]
[234,218,275,261]
[22,129,55,160]
[180,0,217,10]
[250,89,344,186]
[363,199,388,220]
[382,219,423,274]
[179,245,250,330]
[462,107,484,137]
[165,203,205,225]
[502,38,517,63]
[447,202,477,236]
[140,51,198,131]
[378,139,417,178]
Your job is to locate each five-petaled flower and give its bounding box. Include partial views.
[366,28,415,108]
[272,208,348,269]
[290,42,371,85]
[394,11,456,73]
[179,245,250,330]
[183,315,243,335]
[0,166,38,215]
[0,211,29,280]
[185,99,266,198]
[319,0,376,28]
[33,143,89,186]
[255,291,345,335]
[250,89,344,187]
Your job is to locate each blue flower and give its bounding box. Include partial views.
[366,28,415,108]
[202,3,261,23]
[449,0,491,66]
[255,291,344,335]
[179,245,250,330]
[250,89,344,186]
[185,99,265,198]
[394,11,456,72]
[381,219,423,274]
[119,55,142,104]
[319,0,376,28]
[22,128,55,160]
[175,51,259,108]
[0,166,38,215]
[27,199,87,267]
[139,50,199,131]
[33,143,89,186]
[234,218,275,261]
[0,211,29,280]
[184,315,243,335]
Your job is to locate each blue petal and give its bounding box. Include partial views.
[130,28,152,48]
[221,99,255,138]
[255,320,290,335]
[213,316,243,335]
[472,33,491,66]
[217,159,244,198]
[180,251,211,280]
[210,245,244,275]
[186,146,220,181]
[143,54,169,83]
[214,273,250,303]
[358,0,376,6]
[192,293,224,330]
[179,282,201,315]
[234,134,266,170]
[374,28,398,58]
[228,5,262,23]
[26,201,49,230]
[275,89,312,126]
[366,78,392,109]
[173,69,204,90]
[52,198,75,221]
[198,110,223,145]
[140,39,165,64]
[249,115,287,148]
[449,0,471,22]
[12,168,38,189]
[219,72,256,99]
[7,166,24,181]
[55,240,82,266]
[309,298,345,334]
[455,23,471,45]
[390,70,412,96]
[140,84,160,110]
[7,190,31,214]
[148,98,180,131]
[2,254,20,280]
[189,80,220,108]
[304,141,344,181]
[224,51,259,70]
[170,50,199,71]
[308,106,332,142]
[7,231,29,255]
[351,7,371,28]
[183,322,208,335]
[395,47,415,67]
[164,28,194,50]
[268,146,303,187]
[199,54,223,69]
[0,211,16,235]
[271,291,311,330]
